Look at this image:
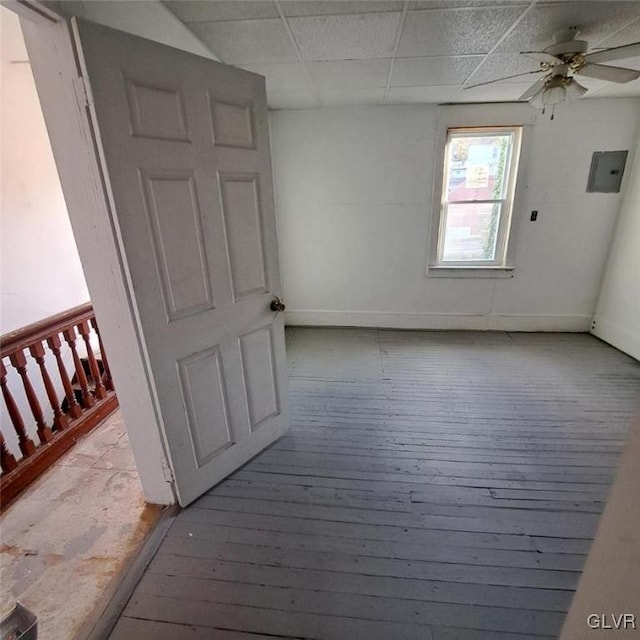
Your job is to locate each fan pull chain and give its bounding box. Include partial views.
[551,104,556,120]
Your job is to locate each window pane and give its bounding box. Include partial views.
[447,133,513,202]
[442,202,501,262]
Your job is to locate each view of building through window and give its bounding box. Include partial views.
[439,128,521,265]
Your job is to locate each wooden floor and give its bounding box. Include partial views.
[110,329,640,640]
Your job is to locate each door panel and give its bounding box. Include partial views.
[240,325,281,431]
[140,170,215,320]
[211,100,255,149]
[219,173,269,300]
[125,78,189,142]
[177,346,233,468]
[72,19,289,505]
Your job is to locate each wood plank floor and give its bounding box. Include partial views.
[110,329,640,640]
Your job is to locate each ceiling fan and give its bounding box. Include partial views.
[465,27,640,118]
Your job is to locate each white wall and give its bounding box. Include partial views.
[271,100,640,331]
[560,419,640,639]
[1,7,91,457]
[0,0,218,329]
[1,7,89,332]
[59,0,217,60]
[592,130,640,360]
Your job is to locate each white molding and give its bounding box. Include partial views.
[285,310,591,332]
[428,103,536,272]
[427,266,514,279]
[592,317,640,361]
[488,314,591,332]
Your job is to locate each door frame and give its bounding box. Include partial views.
[13,3,176,504]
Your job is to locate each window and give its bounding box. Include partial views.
[434,126,522,268]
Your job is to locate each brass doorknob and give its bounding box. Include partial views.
[270,296,285,312]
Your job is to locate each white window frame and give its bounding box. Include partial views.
[437,126,522,267]
[428,104,535,278]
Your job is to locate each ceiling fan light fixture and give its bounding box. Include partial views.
[542,75,568,106]
[542,83,566,106]
[528,85,547,109]
[465,26,640,119]
[564,78,588,101]
[528,75,588,118]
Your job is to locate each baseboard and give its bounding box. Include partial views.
[79,506,178,640]
[285,310,592,332]
[591,317,640,361]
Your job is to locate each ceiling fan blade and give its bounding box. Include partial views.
[520,50,563,65]
[585,41,640,64]
[519,76,548,101]
[578,63,640,83]
[464,69,546,90]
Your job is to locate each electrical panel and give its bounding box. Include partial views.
[586,151,628,193]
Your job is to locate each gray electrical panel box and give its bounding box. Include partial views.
[586,150,628,193]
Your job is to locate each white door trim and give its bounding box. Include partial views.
[20,16,175,504]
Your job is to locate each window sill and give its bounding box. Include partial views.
[427,266,514,279]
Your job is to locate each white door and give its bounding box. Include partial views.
[72,19,289,506]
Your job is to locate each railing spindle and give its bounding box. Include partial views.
[1,303,120,508]
[78,320,107,400]
[0,431,18,474]
[29,341,69,432]
[62,327,95,409]
[8,350,53,444]
[0,359,37,456]
[46,334,83,419]
[90,317,114,391]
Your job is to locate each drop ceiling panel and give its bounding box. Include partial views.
[593,17,640,49]
[308,59,391,88]
[240,62,315,93]
[391,55,483,87]
[470,54,541,85]
[288,12,402,61]
[163,1,279,23]
[281,1,403,17]
[385,85,458,103]
[189,19,298,64]
[398,6,525,57]
[162,0,640,108]
[495,2,640,54]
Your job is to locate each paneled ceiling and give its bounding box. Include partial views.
[163,0,640,109]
